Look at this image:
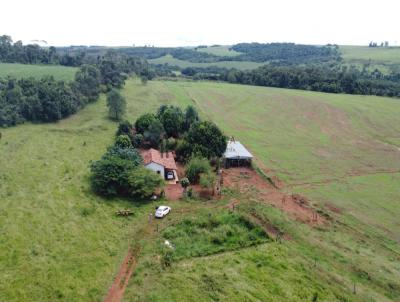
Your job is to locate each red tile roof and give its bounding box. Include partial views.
[141,148,177,170]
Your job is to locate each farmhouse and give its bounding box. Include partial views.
[141,148,179,182]
[223,138,253,168]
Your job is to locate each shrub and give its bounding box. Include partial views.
[127,167,165,198]
[186,156,212,183]
[180,177,190,190]
[115,135,132,148]
[199,171,216,189]
[135,113,157,134]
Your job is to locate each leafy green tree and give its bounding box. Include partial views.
[127,167,165,198]
[144,119,165,148]
[180,177,190,192]
[75,64,101,102]
[184,105,200,130]
[103,145,142,165]
[185,156,212,183]
[115,135,132,148]
[186,121,227,158]
[132,133,144,148]
[135,113,157,134]
[157,105,184,137]
[106,89,126,120]
[116,120,133,137]
[199,171,216,193]
[90,155,136,196]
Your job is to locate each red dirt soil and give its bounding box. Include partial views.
[222,167,324,225]
[104,247,139,302]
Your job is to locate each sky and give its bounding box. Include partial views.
[1,0,399,47]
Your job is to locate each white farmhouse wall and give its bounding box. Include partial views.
[145,162,165,178]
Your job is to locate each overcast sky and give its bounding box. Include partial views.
[1,0,399,47]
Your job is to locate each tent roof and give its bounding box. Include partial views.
[224,140,253,159]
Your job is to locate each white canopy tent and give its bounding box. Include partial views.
[223,140,253,167]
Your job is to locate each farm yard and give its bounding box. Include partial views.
[1,78,400,301]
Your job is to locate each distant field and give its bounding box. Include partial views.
[149,54,264,70]
[0,63,77,81]
[196,45,241,57]
[340,45,400,64]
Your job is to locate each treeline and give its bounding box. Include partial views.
[181,65,400,97]
[229,43,341,64]
[0,35,58,64]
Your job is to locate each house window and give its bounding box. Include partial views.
[157,171,160,174]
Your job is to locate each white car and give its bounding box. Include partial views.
[155,206,171,218]
[166,171,175,180]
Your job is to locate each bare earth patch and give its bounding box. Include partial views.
[222,167,324,225]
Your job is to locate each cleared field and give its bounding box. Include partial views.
[122,79,400,301]
[0,63,77,81]
[196,45,241,57]
[2,79,400,301]
[340,45,400,64]
[149,54,264,70]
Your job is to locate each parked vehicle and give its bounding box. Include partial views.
[166,171,175,180]
[155,205,171,218]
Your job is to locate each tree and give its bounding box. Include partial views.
[157,105,184,137]
[90,155,137,196]
[135,113,157,134]
[180,177,190,192]
[184,105,200,130]
[127,167,165,198]
[116,120,133,137]
[185,156,212,183]
[144,119,165,148]
[106,89,126,120]
[186,121,227,158]
[103,145,142,166]
[132,133,144,148]
[199,171,216,194]
[75,64,101,102]
[115,134,132,148]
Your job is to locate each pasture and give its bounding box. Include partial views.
[2,78,400,301]
[149,54,264,70]
[0,63,77,81]
[196,45,242,57]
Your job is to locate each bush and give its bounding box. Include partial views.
[127,167,165,198]
[115,135,132,148]
[186,156,212,183]
[199,171,216,189]
[180,177,190,190]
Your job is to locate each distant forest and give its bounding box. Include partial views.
[1,34,400,128]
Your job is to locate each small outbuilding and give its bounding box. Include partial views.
[223,138,253,168]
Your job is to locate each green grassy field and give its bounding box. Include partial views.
[2,78,400,301]
[149,54,264,70]
[196,45,242,57]
[0,63,77,81]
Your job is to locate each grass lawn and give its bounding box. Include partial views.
[0,63,77,81]
[149,54,264,70]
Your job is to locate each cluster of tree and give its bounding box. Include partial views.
[229,43,341,64]
[181,64,400,97]
[369,41,389,48]
[0,35,59,64]
[90,135,164,199]
[0,64,102,126]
